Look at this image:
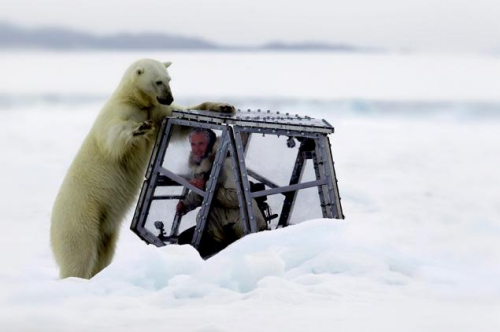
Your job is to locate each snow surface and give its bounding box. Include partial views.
[0,51,499,331]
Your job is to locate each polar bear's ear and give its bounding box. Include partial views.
[136,68,144,75]
[163,62,172,68]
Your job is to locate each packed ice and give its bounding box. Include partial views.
[0,51,499,332]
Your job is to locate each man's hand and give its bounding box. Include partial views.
[176,202,186,216]
[189,178,206,190]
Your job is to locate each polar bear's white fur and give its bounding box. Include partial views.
[50,59,233,279]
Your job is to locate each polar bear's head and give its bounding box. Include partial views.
[121,59,174,107]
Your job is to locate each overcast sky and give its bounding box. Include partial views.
[1,0,499,53]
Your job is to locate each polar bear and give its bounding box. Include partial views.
[50,58,234,279]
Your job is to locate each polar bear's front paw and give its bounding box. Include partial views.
[218,103,236,113]
[195,102,236,114]
[133,120,155,136]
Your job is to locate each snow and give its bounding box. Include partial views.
[0,51,499,331]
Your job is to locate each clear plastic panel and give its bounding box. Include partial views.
[245,134,299,187]
[161,124,192,178]
[143,185,200,240]
[244,133,323,227]
[146,124,224,242]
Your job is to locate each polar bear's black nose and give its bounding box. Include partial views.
[157,95,174,105]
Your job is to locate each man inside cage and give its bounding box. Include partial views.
[176,127,267,256]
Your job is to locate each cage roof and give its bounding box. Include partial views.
[172,109,334,134]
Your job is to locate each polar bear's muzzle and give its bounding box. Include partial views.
[157,95,174,105]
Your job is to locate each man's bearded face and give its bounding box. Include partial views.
[190,132,210,163]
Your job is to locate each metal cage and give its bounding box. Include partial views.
[130,109,344,252]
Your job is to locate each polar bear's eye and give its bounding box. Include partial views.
[155,81,163,86]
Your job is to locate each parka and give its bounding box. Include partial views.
[181,139,267,244]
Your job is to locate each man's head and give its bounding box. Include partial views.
[189,128,216,163]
